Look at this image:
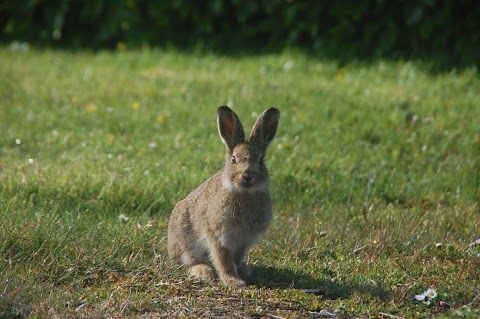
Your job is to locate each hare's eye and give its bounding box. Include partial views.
[231,155,237,164]
[259,155,265,165]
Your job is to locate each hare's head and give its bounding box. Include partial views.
[217,106,280,193]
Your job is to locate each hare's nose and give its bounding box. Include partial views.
[242,172,253,183]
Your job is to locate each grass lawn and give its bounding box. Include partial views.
[1,46,479,318]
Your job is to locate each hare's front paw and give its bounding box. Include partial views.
[189,264,217,281]
[221,275,247,288]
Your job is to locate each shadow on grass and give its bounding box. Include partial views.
[249,265,391,301]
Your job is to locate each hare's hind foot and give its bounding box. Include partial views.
[189,263,217,281]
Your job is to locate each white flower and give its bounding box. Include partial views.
[148,142,157,149]
[425,288,438,299]
[282,60,294,71]
[118,214,129,222]
[415,288,438,303]
[415,293,426,301]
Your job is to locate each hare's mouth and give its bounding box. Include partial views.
[239,178,269,192]
[223,174,267,193]
[239,175,256,188]
[241,181,252,188]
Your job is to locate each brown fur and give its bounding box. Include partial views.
[167,106,280,287]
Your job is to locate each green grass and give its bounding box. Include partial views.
[1,46,479,318]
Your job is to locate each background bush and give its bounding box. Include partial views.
[1,0,479,67]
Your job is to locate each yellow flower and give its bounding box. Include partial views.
[85,102,97,113]
[116,41,127,52]
[131,102,140,111]
[147,67,158,75]
[156,115,166,124]
[71,95,81,104]
[107,134,115,142]
[336,67,347,81]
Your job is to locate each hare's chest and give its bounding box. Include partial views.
[219,208,272,251]
[219,225,259,251]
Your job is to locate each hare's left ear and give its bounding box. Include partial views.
[217,106,246,152]
[249,108,280,150]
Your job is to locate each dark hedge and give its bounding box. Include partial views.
[1,0,479,66]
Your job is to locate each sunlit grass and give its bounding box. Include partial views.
[0,47,479,318]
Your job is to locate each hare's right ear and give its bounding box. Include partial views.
[217,106,245,152]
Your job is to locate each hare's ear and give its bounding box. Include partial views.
[217,106,245,152]
[249,108,280,149]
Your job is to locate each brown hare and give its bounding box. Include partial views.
[167,106,280,287]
